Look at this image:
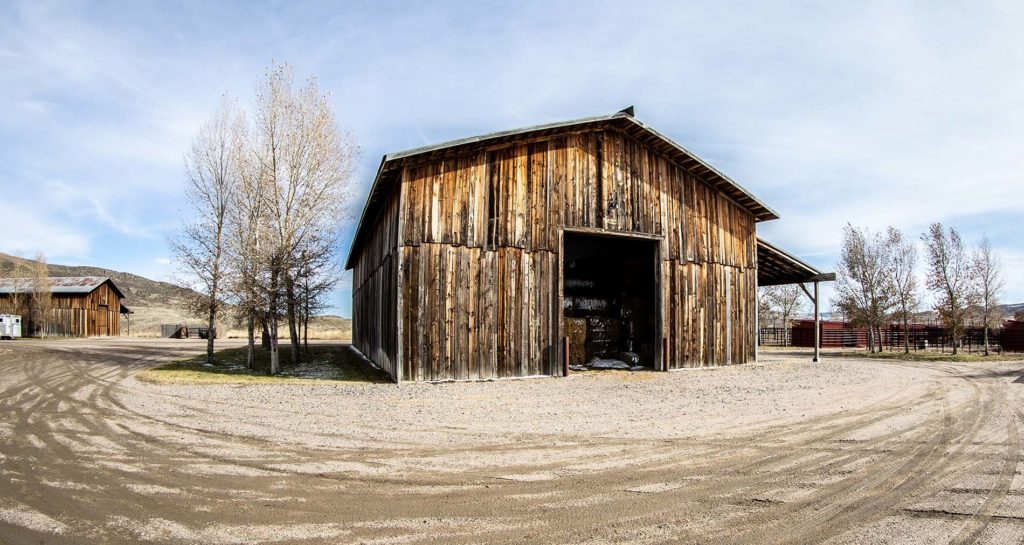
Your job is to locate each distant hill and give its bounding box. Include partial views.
[0,252,351,338]
[1001,303,1024,318]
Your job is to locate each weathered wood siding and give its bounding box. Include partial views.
[352,187,400,377]
[375,128,757,381]
[0,281,122,337]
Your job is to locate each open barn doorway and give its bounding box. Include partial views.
[561,231,660,373]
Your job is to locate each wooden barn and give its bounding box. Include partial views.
[0,276,129,337]
[346,108,833,382]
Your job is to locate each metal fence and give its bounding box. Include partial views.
[760,325,1011,353]
[758,327,792,347]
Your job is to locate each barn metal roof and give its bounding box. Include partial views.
[345,108,781,269]
[0,276,126,299]
[757,238,835,286]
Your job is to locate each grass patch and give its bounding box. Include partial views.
[136,344,392,385]
[833,349,1024,363]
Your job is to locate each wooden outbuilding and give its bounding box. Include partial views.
[0,276,128,337]
[346,108,832,382]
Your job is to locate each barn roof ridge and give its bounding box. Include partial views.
[346,109,780,269]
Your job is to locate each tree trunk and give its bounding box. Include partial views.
[302,291,310,352]
[206,306,216,364]
[903,317,910,354]
[269,315,280,374]
[261,315,271,351]
[983,325,989,356]
[952,327,959,355]
[867,325,875,353]
[246,312,256,370]
[285,272,300,364]
[269,268,281,375]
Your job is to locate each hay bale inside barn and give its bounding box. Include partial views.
[346,109,832,382]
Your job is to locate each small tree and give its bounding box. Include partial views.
[835,224,894,353]
[29,253,52,336]
[250,62,358,373]
[172,97,243,364]
[971,235,1004,356]
[293,245,341,351]
[0,259,29,319]
[886,227,919,354]
[225,137,269,370]
[766,284,805,346]
[922,223,973,354]
[757,286,777,344]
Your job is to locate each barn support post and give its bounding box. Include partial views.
[813,281,820,363]
[563,337,570,377]
[754,273,759,363]
[799,281,822,363]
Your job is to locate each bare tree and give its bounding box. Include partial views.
[757,286,777,344]
[249,62,359,373]
[29,253,52,336]
[0,259,29,319]
[835,224,894,353]
[885,227,919,354]
[766,284,805,346]
[225,126,269,370]
[172,97,243,364]
[294,245,342,351]
[971,235,1004,356]
[921,223,973,354]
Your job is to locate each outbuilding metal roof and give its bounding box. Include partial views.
[345,108,780,269]
[756,239,836,286]
[0,276,126,299]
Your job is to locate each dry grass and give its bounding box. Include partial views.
[136,344,389,385]
[831,349,1024,363]
[124,307,351,340]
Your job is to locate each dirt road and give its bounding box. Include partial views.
[1,339,1022,544]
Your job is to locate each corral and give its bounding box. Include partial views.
[347,109,833,382]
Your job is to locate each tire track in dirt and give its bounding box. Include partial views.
[398,372,957,544]
[2,341,1022,545]
[947,382,1022,545]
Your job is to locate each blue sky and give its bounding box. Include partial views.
[2,1,1023,316]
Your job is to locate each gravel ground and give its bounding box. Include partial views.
[0,338,1022,544]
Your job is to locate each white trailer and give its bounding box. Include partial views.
[0,314,22,339]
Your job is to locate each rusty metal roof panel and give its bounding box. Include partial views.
[0,277,126,298]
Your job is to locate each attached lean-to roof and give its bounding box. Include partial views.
[757,238,836,286]
[0,276,126,299]
[345,108,780,269]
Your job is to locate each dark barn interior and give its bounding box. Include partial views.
[562,233,657,369]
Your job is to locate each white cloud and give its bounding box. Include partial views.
[0,202,91,260]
